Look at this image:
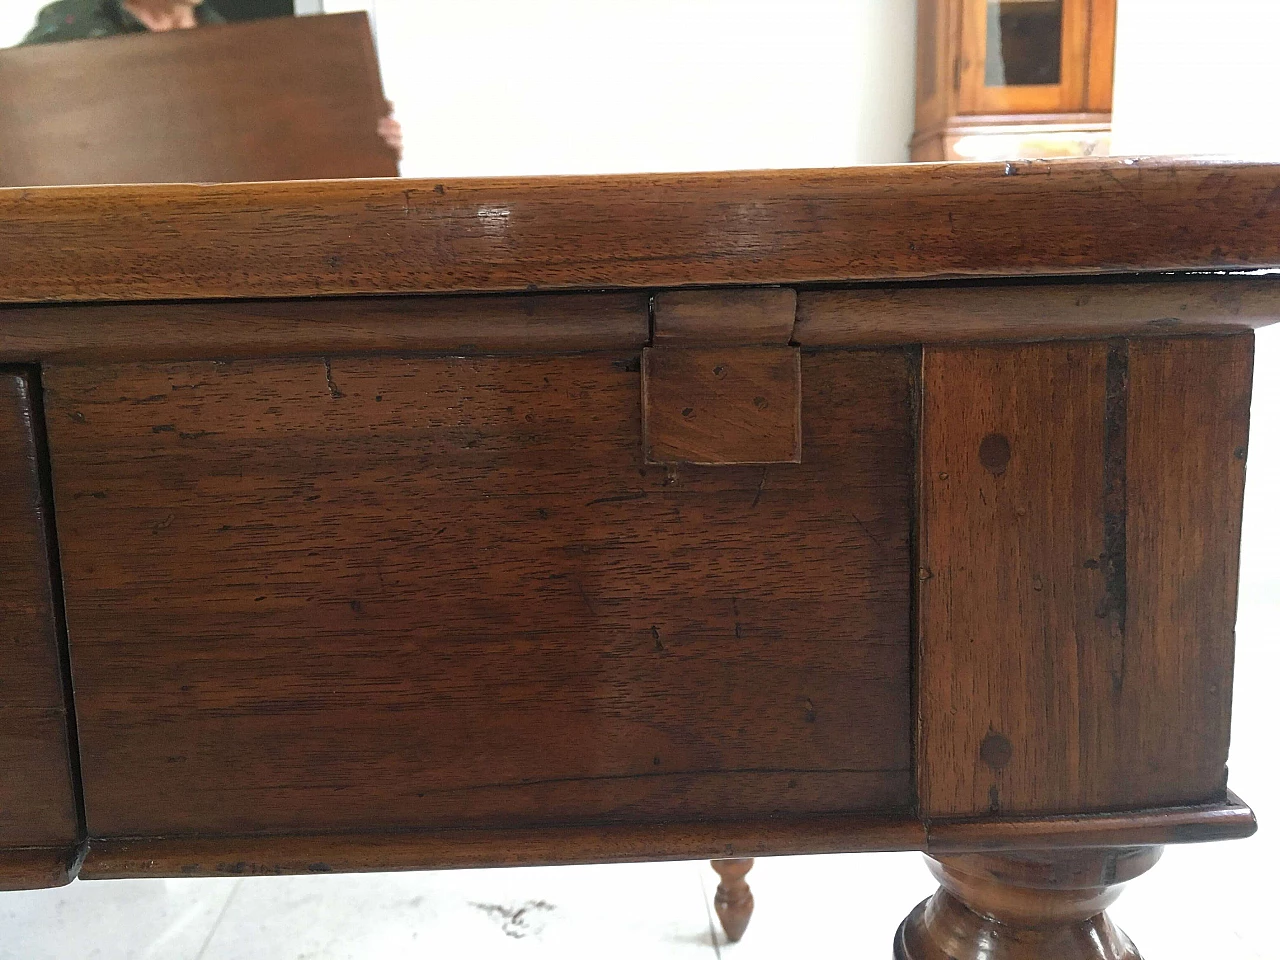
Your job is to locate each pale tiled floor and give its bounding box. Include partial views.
[4,333,1277,960]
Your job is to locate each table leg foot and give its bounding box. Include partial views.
[894,846,1162,960]
[711,857,755,942]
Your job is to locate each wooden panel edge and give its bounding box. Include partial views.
[0,369,84,848]
[5,160,1280,304]
[795,277,1280,347]
[80,814,927,880]
[653,288,797,345]
[0,292,650,364]
[0,842,86,891]
[77,793,1257,882]
[925,792,1257,853]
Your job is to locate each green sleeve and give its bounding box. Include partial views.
[19,4,71,45]
[18,2,114,45]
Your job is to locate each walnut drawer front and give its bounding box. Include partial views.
[43,351,913,839]
[0,371,79,851]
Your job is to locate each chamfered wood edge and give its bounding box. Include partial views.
[4,158,1280,304]
[65,795,1256,882]
[0,291,651,363]
[0,843,86,891]
[923,791,1258,853]
[653,288,797,345]
[78,814,925,880]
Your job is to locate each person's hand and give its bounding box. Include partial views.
[379,101,403,161]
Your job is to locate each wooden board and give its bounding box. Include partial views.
[44,350,914,838]
[0,293,650,363]
[0,372,80,847]
[794,277,1280,346]
[1122,337,1253,805]
[81,813,926,880]
[925,791,1256,854]
[0,13,396,188]
[0,280,1276,363]
[74,792,1257,882]
[0,846,82,892]
[652,289,797,345]
[642,347,802,465]
[917,335,1253,817]
[4,159,1280,303]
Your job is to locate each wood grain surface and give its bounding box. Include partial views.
[73,792,1256,882]
[0,371,80,848]
[917,335,1253,817]
[710,857,755,942]
[1,278,1276,363]
[0,845,83,891]
[794,277,1280,346]
[642,347,802,465]
[925,791,1257,853]
[652,289,797,345]
[1122,337,1253,804]
[45,350,914,838]
[81,813,925,880]
[0,293,650,364]
[0,13,396,188]
[896,847,1159,960]
[4,159,1280,303]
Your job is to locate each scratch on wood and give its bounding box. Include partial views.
[850,511,887,558]
[323,358,344,400]
[584,490,647,507]
[575,580,598,616]
[751,467,767,509]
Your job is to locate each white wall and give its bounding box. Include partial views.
[0,0,47,47]
[1111,0,1280,602]
[1112,0,1280,159]
[328,0,918,177]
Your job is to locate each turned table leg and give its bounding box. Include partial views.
[895,846,1162,960]
[710,857,755,942]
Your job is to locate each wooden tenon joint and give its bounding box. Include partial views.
[642,288,800,465]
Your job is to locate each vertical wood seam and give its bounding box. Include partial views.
[911,346,927,821]
[1100,341,1129,691]
[22,366,89,852]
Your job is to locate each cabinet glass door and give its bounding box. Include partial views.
[985,0,1063,87]
[959,0,1091,114]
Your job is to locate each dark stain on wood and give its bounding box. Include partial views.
[977,433,1011,475]
[1100,341,1129,688]
[980,733,1013,771]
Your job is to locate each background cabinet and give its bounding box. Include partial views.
[912,0,1116,161]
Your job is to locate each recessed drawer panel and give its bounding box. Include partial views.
[0,371,79,850]
[44,351,914,838]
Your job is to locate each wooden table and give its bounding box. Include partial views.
[0,159,1274,959]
